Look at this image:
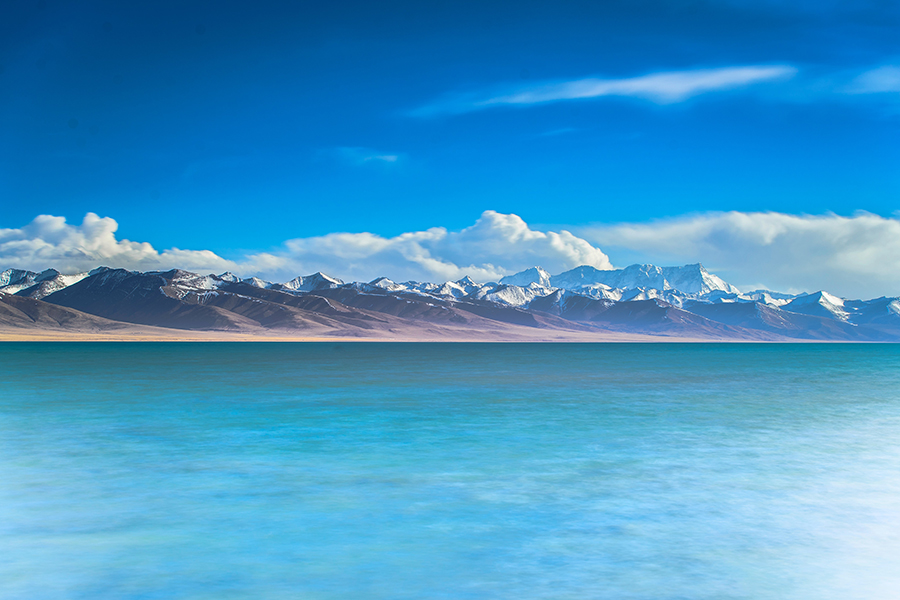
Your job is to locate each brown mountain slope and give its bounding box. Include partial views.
[0,293,136,332]
[0,293,202,339]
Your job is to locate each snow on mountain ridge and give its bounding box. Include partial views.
[0,269,39,294]
[0,268,91,299]
[4,262,740,300]
[733,290,794,307]
[282,272,344,292]
[8,263,897,332]
[472,282,554,307]
[499,266,551,288]
[782,291,852,322]
[890,300,900,316]
[549,263,739,295]
[22,271,91,299]
[242,277,272,289]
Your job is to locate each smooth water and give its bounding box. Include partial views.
[2,343,900,599]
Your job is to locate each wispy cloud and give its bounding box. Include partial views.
[411,65,797,117]
[845,66,900,94]
[330,146,403,166]
[364,154,399,163]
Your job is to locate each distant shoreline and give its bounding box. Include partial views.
[0,329,877,343]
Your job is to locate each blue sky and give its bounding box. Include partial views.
[2,0,899,295]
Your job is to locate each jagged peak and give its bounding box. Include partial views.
[36,268,61,281]
[287,272,343,284]
[790,290,845,306]
[500,266,552,288]
[216,272,240,282]
[0,268,37,286]
[280,272,344,292]
[242,276,271,288]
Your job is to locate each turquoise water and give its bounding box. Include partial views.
[2,343,900,599]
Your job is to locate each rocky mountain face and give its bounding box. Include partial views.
[2,264,899,340]
[0,268,92,299]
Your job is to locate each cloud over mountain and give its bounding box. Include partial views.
[248,211,613,282]
[0,211,611,283]
[582,211,900,298]
[0,213,238,274]
[6,209,900,297]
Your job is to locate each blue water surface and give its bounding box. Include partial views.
[2,343,900,599]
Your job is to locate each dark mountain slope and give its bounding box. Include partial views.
[530,293,779,340]
[683,301,875,340]
[0,293,137,332]
[45,269,259,330]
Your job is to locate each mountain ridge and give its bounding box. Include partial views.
[2,263,899,341]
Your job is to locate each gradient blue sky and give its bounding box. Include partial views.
[2,0,900,295]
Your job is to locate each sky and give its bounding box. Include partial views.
[1,0,899,297]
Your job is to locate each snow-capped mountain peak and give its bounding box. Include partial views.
[242,277,272,289]
[658,263,740,295]
[500,266,552,288]
[0,268,36,289]
[0,268,90,299]
[367,277,406,292]
[283,272,344,292]
[549,263,738,296]
[5,262,900,340]
[782,291,851,321]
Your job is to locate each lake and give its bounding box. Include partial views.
[2,342,899,599]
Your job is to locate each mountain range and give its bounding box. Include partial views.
[2,263,899,341]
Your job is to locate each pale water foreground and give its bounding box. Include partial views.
[2,343,900,600]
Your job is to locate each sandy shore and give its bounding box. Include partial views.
[0,325,708,343]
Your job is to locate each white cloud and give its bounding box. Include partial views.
[0,211,612,285]
[412,65,796,116]
[0,213,238,274]
[258,210,613,282]
[580,211,900,298]
[8,210,899,299]
[847,66,900,94]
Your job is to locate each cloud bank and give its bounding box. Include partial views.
[0,213,240,275]
[5,210,900,298]
[412,65,796,117]
[581,211,900,298]
[0,211,611,284]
